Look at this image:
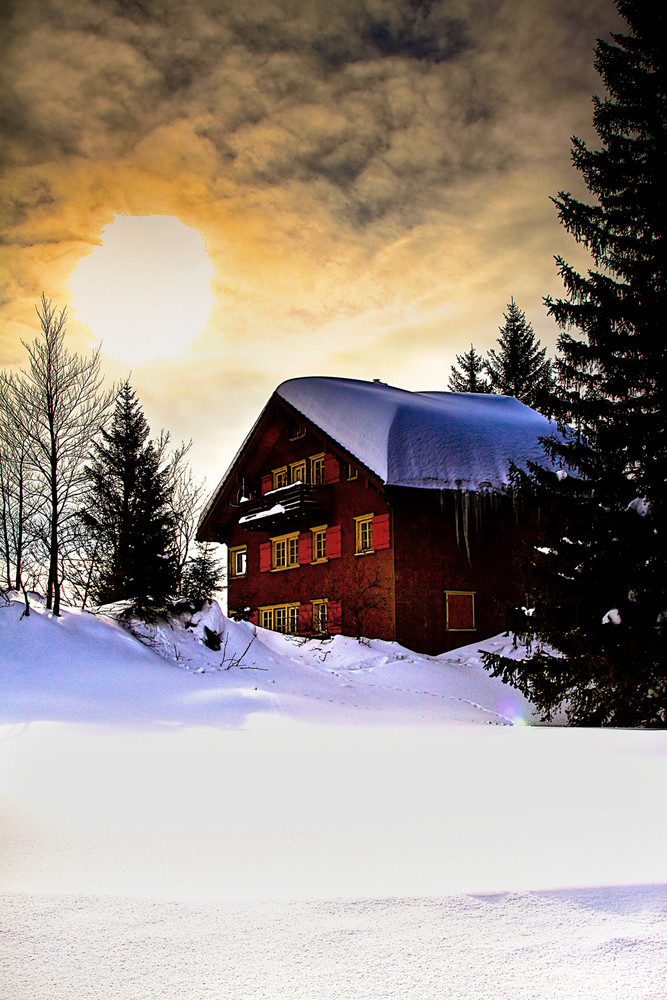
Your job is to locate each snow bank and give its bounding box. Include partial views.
[0,594,537,727]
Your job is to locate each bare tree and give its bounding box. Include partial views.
[0,371,45,592]
[166,439,208,594]
[1,295,113,615]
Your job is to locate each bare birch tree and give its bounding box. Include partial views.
[0,295,113,615]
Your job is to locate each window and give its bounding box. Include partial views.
[445,591,476,631]
[288,422,306,440]
[310,453,325,485]
[310,524,327,563]
[347,464,358,481]
[229,545,247,578]
[271,531,300,570]
[312,599,328,633]
[355,514,374,554]
[290,460,306,484]
[260,603,299,633]
[272,466,288,490]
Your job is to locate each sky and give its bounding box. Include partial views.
[0,0,619,488]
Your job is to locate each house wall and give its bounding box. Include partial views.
[225,422,397,642]
[391,487,523,654]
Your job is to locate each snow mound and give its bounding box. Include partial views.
[0,595,538,728]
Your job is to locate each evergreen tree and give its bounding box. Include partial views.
[484,298,553,411]
[181,542,223,605]
[85,381,176,612]
[483,1,667,726]
[447,344,490,393]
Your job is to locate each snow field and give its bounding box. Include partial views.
[1,887,666,1000]
[1,595,666,998]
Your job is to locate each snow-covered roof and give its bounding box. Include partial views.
[277,377,557,491]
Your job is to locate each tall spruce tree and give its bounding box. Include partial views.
[448,344,490,392]
[85,381,176,612]
[483,1,667,726]
[484,299,553,411]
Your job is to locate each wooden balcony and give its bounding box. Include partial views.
[236,483,331,531]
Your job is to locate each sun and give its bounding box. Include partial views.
[70,215,215,363]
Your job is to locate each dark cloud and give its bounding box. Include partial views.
[2,0,612,201]
[0,0,616,345]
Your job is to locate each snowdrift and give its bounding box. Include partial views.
[0,594,537,728]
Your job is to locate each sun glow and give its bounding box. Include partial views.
[70,215,215,363]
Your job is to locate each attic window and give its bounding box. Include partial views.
[288,422,306,441]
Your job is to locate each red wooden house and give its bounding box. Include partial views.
[197,377,557,654]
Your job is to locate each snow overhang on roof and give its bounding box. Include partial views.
[277,377,557,492]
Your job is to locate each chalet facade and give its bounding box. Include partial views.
[197,377,557,654]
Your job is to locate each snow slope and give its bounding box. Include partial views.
[0,594,537,728]
[1,595,666,999]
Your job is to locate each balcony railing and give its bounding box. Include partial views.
[236,482,331,531]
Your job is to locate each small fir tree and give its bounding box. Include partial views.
[181,542,223,605]
[483,1,667,727]
[84,381,176,612]
[448,344,490,392]
[484,299,553,411]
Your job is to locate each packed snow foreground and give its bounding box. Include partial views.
[1,594,666,1000]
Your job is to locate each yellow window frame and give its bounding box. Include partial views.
[311,598,329,633]
[310,452,325,485]
[444,590,477,631]
[272,466,288,490]
[271,530,300,571]
[290,460,306,484]
[310,524,328,564]
[354,513,374,555]
[259,602,300,633]
[228,545,247,578]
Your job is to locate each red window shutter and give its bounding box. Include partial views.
[323,453,340,484]
[298,603,312,633]
[328,600,342,634]
[373,512,391,549]
[261,474,272,495]
[259,541,271,573]
[446,593,475,630]
[326,524,341,559]
[248,610,259,625]
[298,532,311,564]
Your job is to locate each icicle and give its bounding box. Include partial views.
[462,491,472,565]
[451,489,461,550]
